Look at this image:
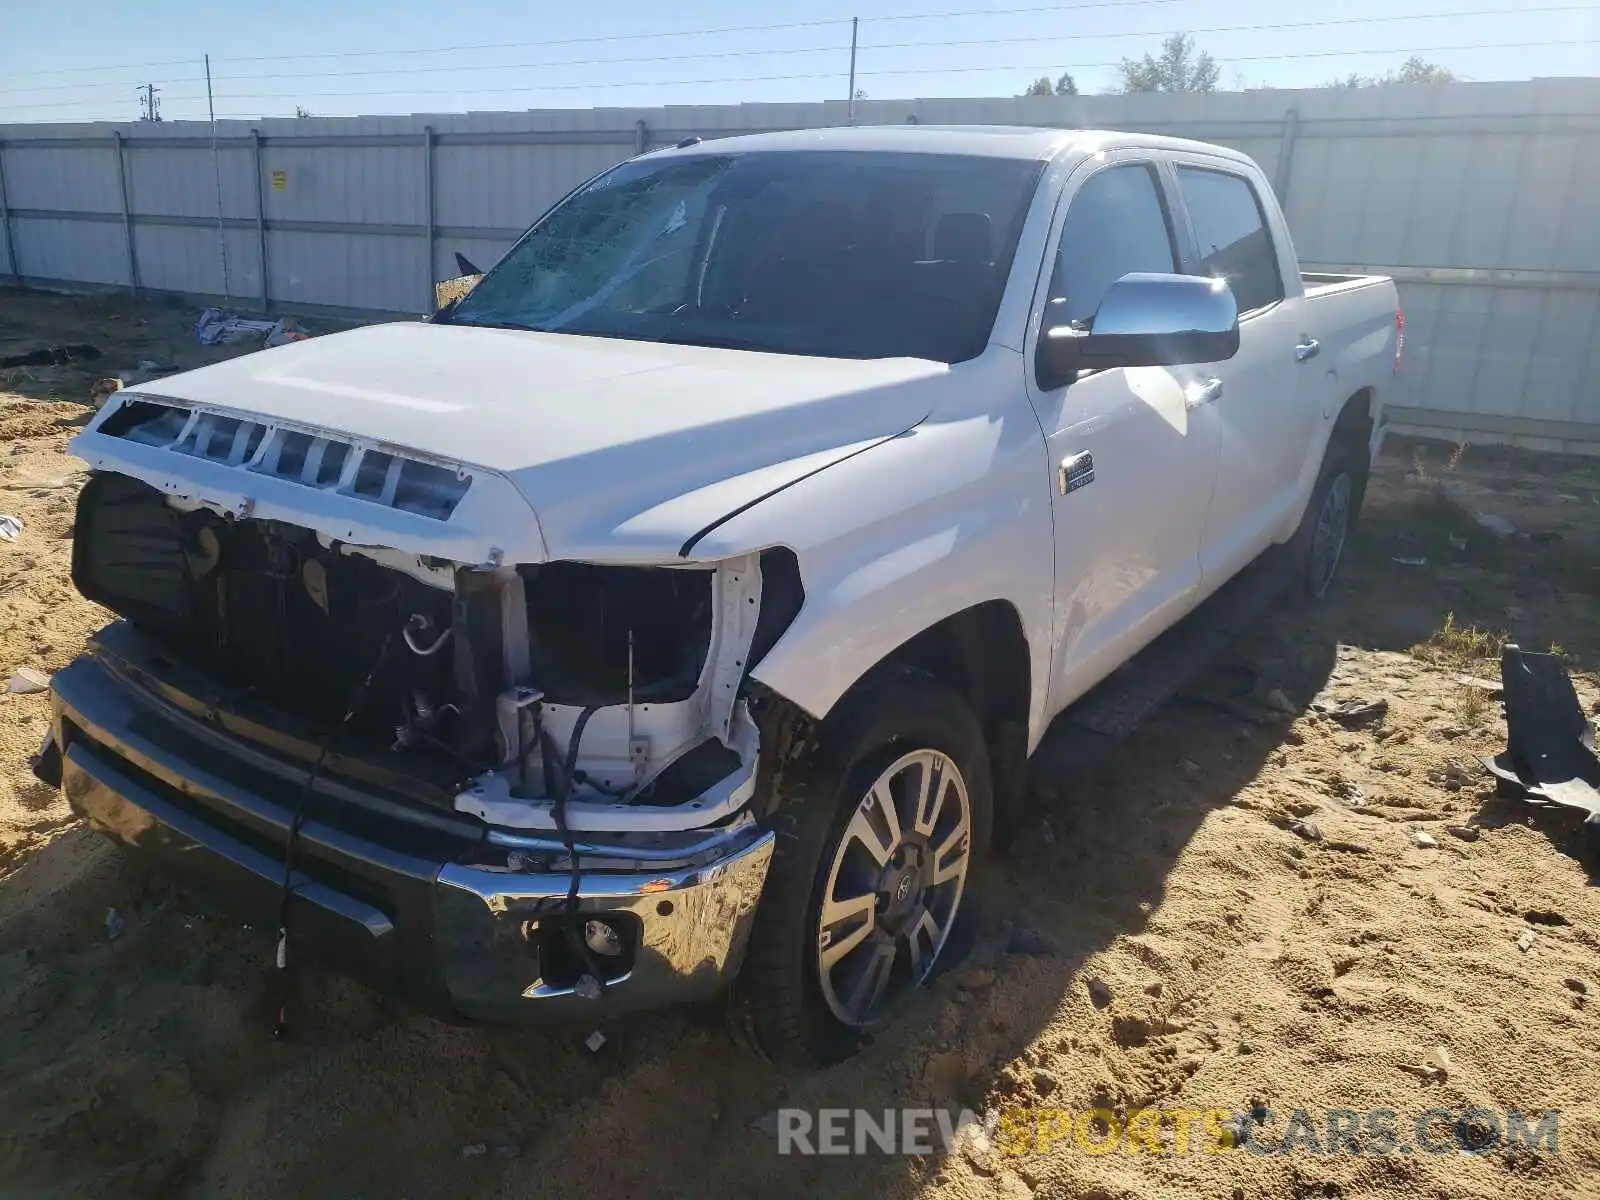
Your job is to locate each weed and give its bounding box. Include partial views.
[1455,685,1491,726]
[1412,612,1506,670]
[1408,441,1468,492]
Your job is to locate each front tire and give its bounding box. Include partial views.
[731,667,992,1066]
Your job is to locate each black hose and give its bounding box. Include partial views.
[271,626,398,1040]
[540,729,557,797]
[551,705,607,993]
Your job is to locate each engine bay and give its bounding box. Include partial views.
[72,471,797,831]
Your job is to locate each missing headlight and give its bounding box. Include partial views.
[519,562,713,706]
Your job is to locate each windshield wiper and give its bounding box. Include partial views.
[442,314,550,333]
[634,331,781,353]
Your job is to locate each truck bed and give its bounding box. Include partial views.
[1301,270,1393,297]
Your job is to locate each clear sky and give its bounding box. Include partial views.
[1,0,1595,124]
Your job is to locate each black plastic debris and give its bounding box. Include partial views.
[1483,645,1600,828]
[0,343,101,368]
[30,732,62,789]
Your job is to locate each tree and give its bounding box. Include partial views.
[1020,72,1077,97]
[1330,57,1458,87]
[1117,34,1220,94]
[1394,57,1457,84]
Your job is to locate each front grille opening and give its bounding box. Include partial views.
[183,415,243,461]
[314,440,350,486]
[96,400,470,520]
[351,451,395,499]
[273,431,312,480]
[100,398,190,445]
[393,460,470,520]
[240,424,266,463]
[73,474,471,754]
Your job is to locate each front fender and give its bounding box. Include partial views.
[690,357,1057,748]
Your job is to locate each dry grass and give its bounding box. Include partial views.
[1408,439,1469,491]
[1411,611,1507,670]
[1454,683,1492,726]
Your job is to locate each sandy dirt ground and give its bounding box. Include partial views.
[1,289,1599,1200]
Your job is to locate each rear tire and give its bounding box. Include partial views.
[1291,434,1365,601]
[731,666,992,1066]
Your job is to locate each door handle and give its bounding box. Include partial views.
[1295,337,1321,362]
[1184,377,1223,411]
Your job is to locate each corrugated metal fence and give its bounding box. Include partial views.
[2,79,1598,450]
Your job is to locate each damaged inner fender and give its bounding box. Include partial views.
[71,472,801,832]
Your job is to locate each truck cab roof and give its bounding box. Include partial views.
[644,123,1260,169]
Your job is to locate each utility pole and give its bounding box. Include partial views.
[137,83,161,122]
[846,17,859,125]
[205,54,233,300]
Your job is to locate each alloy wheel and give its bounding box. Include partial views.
[1309,472,1352,598]
[815,749,972,1027]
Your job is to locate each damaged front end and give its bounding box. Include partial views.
[71,470,797,827]
[53,395,806,1017]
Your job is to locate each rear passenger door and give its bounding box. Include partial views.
[1167,160,1314,584]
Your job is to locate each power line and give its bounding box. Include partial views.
[3,45,841,95]
[858,37,1600,76]
[205,1,1196,63]
[0,1,1194,80]
[224,15,853,63]
[214,7,1597,84]
[4,0,1591,90]
[5,31,1590,116]
[235,7,1600,81]
[190,39,1595,104]
[0,19,847,80]
[1,58,202,82]
[4,67,205,99]
[0,6,1583,98]
[1,94,207,112]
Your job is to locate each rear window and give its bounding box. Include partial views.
[1175,167,1283,314]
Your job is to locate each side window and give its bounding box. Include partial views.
[1174,167,1283,314]
[1047,163,1177,328]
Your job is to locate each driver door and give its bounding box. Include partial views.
[1026,154,1224,716]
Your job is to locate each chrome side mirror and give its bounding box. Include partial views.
[1038,272,1240,389]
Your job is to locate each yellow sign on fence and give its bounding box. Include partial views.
[270,169,287,192]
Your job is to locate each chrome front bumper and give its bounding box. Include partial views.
[48,626,774,1022]
[434,836,773,1019]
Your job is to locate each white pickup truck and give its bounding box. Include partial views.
[40,126,1400,1064]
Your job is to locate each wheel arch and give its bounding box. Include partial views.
[753,599,1033,837]
[1334,385,1376,448]
[1331,385,1376,515]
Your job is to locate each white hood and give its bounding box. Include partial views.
[76,321,943,563]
